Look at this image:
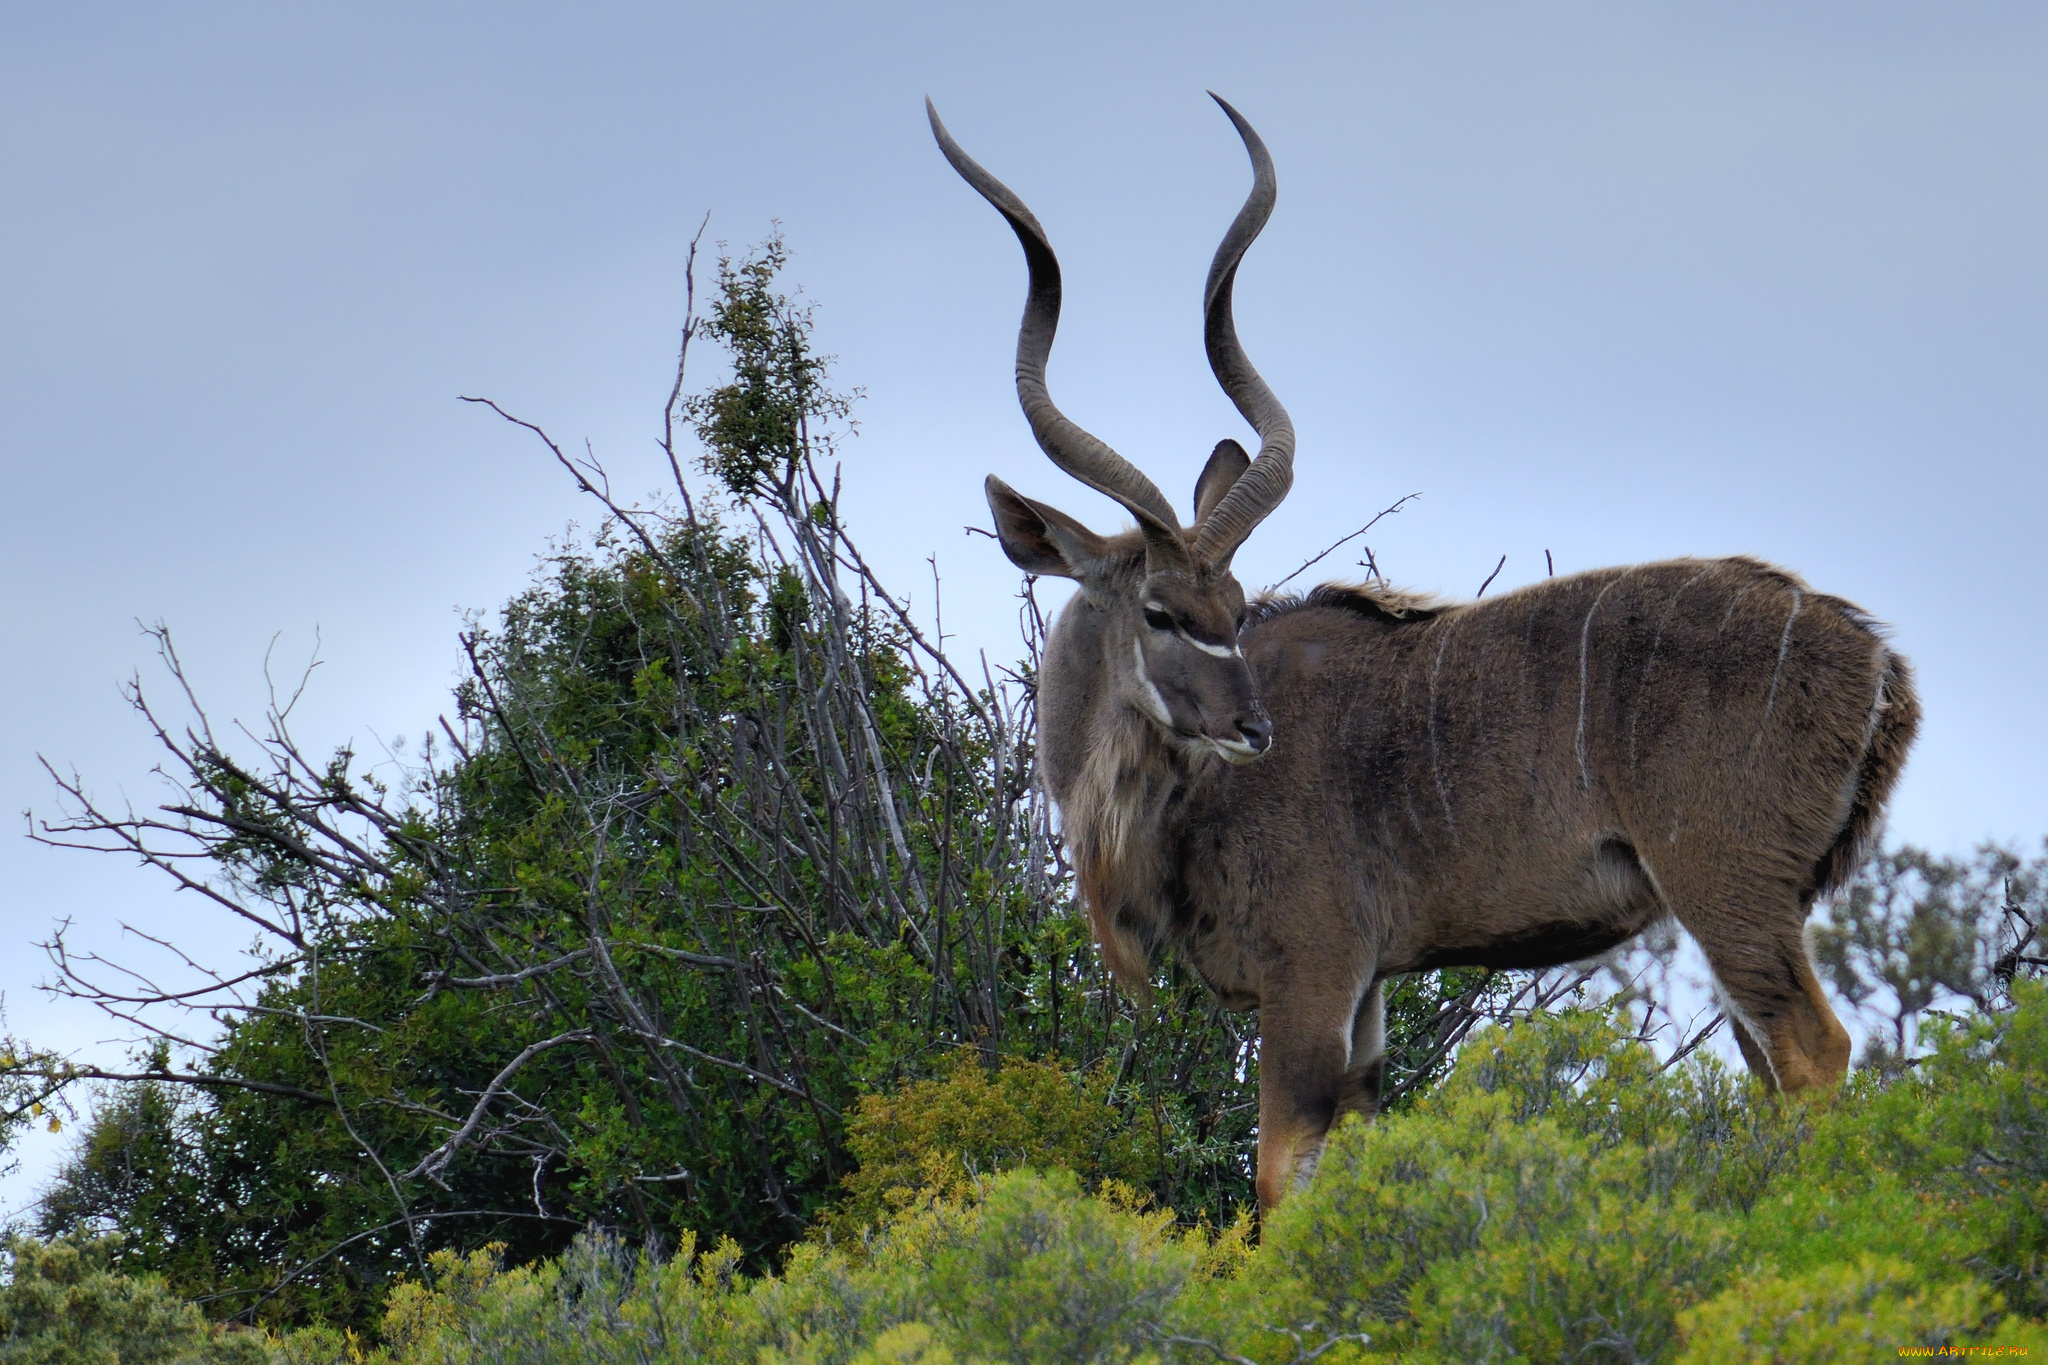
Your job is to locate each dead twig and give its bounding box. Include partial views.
[1268,493,1420,592]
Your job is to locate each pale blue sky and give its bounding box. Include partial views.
[3,2,2044,1202]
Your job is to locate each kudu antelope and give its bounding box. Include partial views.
[929,96,1920,1209]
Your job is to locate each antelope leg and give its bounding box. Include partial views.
[1664,873,1852,1091]
[1255,970,1373,1209]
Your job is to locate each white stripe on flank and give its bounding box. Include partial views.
[1428,621,1458,838]
[1761,588,1804,720]
[1576,576,1623,792]
[1719,583,1756,632]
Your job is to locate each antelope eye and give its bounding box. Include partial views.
[1142,607,1175,632]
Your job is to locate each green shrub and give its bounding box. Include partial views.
[1408,1144,1733,1363]
[822,1051,1163,1243]
[847,1323,956,1364]
[308,1169,1199,1365]
[0,1233,268,1365]
[14,984,2048,1363]
[1190,998,2045,1363]
[1774,980,2048,1318]
[361,1233,749,1365]
[916,1170,1196,1364]
[1229,1098,1732,1361]
[263,1325,371,1365]
[1437,1000,1814,1212]
[1673,1255,2008,1363]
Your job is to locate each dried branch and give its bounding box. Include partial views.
[1267,492,1420,592]
[405,1031,594,1185]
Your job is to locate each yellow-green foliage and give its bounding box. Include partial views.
[0,1234,268,1365]
[21,982,2048,1363]
[1782,982,2048,1318]
[822,1050,1163,1243]
[1213,1016,1746,1362]
[284,1168,1204,1365]
[912,1172,1198,1363]
[848,1322,957,1364]
[1181,989,2048,1363]
[1674,1255,2010,1362]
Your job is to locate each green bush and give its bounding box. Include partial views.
[1176,990,2048,1363]
[1674,1255,2006,1363]
[915,1171,1197,1364]
[1216,1012,1744,1361]
[291,1168,1199,1365]
[0,1234,267,1365]
[820,1050,1165,1243]
[12,984,2046,1362]
[288,985,2043,1362]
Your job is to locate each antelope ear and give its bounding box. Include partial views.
[985,475,1112,580]
[1192,439,1252,527]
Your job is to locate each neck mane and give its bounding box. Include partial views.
[1057,701,1201,986]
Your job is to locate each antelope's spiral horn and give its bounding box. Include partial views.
[1193,93,1295,564]
[928,98,1184,541]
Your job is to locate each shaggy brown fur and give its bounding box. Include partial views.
[1034,551,1917,1208]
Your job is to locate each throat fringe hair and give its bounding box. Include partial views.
[1063,702,1192,993]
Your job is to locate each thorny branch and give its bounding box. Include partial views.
[1267,492,1420,592]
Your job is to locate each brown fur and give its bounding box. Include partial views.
[1031,549,1917,1208]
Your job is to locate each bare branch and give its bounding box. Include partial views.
[48,1065,337,1107]
[403,1031,594,1184]
[1267,492,1420,592]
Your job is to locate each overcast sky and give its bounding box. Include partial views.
[3,2,2044,1207]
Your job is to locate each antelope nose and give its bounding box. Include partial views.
[1237,713,1273,753]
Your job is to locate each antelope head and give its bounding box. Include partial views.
[930,95,1295,764]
